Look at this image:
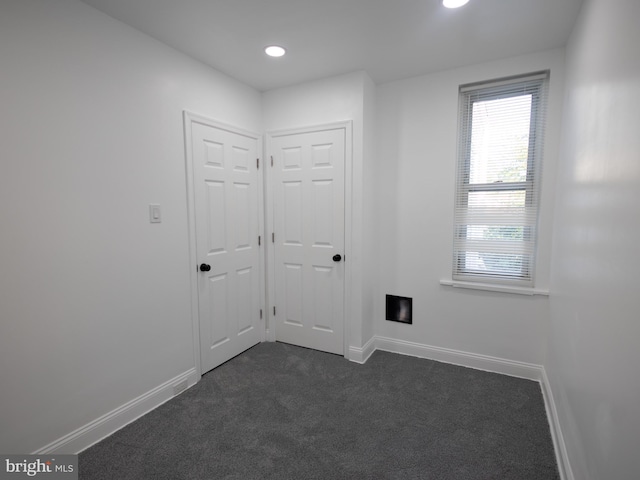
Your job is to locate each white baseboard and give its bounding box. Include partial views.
[359,335,572,479]
[31,339,574,480]
[374,336,542,381]
[33,368,199,455]
[347,336,376,364]
[540,367,574,480]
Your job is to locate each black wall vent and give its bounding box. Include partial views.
[385,295,412,324]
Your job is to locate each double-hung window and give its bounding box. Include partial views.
[453,72,548,287]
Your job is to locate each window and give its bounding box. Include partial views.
[453,72,548,286]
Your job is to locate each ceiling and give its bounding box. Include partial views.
[80,0,584,92]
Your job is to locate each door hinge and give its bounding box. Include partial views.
[257,158,259,169]
[272,232,275,243]
[260,309,263,319]
[273,306,276,316]
[258,235,261,246]
[270,155,274,167]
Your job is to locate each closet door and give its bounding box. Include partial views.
[190,118,262,373]
[270,126,346,355]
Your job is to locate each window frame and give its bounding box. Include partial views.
[452,72,548,287]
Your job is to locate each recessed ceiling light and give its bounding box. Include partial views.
[443,0,470,8]
[265,45,286,57]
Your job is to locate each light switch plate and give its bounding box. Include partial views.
[149,204,161,223]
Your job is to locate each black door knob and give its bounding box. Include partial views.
[199,263,211,272]
[332,254,342,262]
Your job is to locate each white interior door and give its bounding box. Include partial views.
[270,126,346,355]
[189,118,262,374]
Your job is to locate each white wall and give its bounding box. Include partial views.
[262,71,376,354]
[0,0,261,454]
[374,49,566,365]
[547,0,640,478]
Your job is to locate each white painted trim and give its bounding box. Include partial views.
[348,336,376,364]
[256,135,267,344]
[264,121,354,357]
[185,111,264,140]
[33,331,573,480]
[264,133,277,343]
[359,336,571,477]
[183,111,266,373]
[440,279,550,296]
[374,336,542,381]
[33,368,199,455]
[540,367,575,480]
[374,336,542,380]
[342,121,354,359]
[267,121,354,139]
[183,110,203,377]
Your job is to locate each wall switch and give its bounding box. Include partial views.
[149,204,161,223]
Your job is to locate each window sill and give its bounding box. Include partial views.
[439,279,549,296]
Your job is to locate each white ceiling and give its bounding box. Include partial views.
[80,0,584,92]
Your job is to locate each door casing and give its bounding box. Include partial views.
[185,115,353,377]
[265,121,353,357]
[184,111,266,377]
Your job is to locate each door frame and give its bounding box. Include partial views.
[264,121,353,357]
[183,110,266,377]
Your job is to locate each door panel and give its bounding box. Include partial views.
[205,180,226,254]
[207,273,229,348]
[191,121,261,374]
[271,127,345,355]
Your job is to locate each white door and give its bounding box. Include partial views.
[189,118,262,374]
[270,126,346,355]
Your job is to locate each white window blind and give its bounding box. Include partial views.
[453,72,548,286]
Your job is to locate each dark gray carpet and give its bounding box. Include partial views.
[79,342,559,479]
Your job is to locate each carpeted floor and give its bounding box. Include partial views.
[79,342,559,479]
